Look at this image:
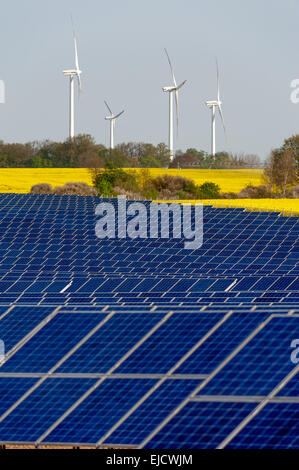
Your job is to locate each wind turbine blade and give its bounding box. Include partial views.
[216,58,220,102]
[115,110,125,119]
[104,101,113,115]
[73,31,80,73]
[77,74,82,96]
[164,48,177,87]
[176,80,186,91]
[218,104,226,132]
[175,90,179,137]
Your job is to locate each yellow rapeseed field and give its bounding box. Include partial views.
[0,168,297,215]
[0,168,263,194]
[158,199,299,216]
[0,169,93,194]
[142,168,263,193]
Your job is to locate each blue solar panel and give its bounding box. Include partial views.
[116,313,222,374]
[277,374,299,397]
[0,378,95,442]
[143,401,256,449]
[0,377,37,417]
[189,279,216,292]
[1,313,106,373]
[0,306,55,352]
[57,313,163,373]
[176,312,269,375]
[200,317,299,396]
[0,195,297,448]
[43,378,156,444]
[226,403,299,449]
[105,379,201,446]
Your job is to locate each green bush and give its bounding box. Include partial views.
[91,168,222,201]
[197,182,221,199]
[92,168,139,197]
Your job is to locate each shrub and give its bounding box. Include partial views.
[197,182,221,199]
[91,168,139,197]
[53,182,98,196]
[142,188,158,200]
[30,183,53,194]
[237,184,272,199]
[145,174,199,199]
[285,184,299,198]
[219,192,237,199]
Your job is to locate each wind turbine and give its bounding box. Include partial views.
[104,101,124,150]
[63,23,82,141]
[162,49,186,162]
[206,60,225,158]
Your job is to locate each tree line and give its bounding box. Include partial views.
[0,135,262,169]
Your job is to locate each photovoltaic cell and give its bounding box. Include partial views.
[176,312,269,375]
[0,378,95,442]
[227,402,299,449]
[200,317,299,396]
[57,313,163,373]
[0,377,37,417]
[105,379,201,446]
[143,401,256,449]
[0,313,106,373]
[0,306,55,352]
[43,378,156,444]
[277,374,299,397]
[116,313,222,374]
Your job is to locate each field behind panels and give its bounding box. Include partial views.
[0,194,297,449]
[0,168,263,194]
[1,168,299,214]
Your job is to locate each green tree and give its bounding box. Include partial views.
[264,147,297,196]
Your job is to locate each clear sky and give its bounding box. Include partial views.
[0,0,298,159]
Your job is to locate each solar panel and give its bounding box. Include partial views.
[0,378,96,443]
[57,313,164,373]
[142,401,256,449]
[0,306,55,353]
[104,379,201,446]
[0,195,297,448]
[42,378,157,445]
[277,375,299,397]
[199,317,299,396]
[1,313,106,373]
[0,377,38,417]
[116,313,222,374]
[176,312,269,375]
[226,402,299,449]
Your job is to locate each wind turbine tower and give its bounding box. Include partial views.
[63,24,82,140]
[162,49,186,162]
[206,60,226,157]
[104,101,125,150]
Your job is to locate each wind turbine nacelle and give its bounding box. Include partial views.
[206,100,221,107]
[63,69,82,76]
[162,86,176,92]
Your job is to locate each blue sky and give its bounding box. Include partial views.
[0,0,298,159]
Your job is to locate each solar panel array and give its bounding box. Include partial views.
[0,194,298,449]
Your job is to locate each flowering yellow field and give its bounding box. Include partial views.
[0,169,94,194]
[143,168,263,193]
[0,168,263,194]
[0,168,297,215]
[159,199,299,216]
